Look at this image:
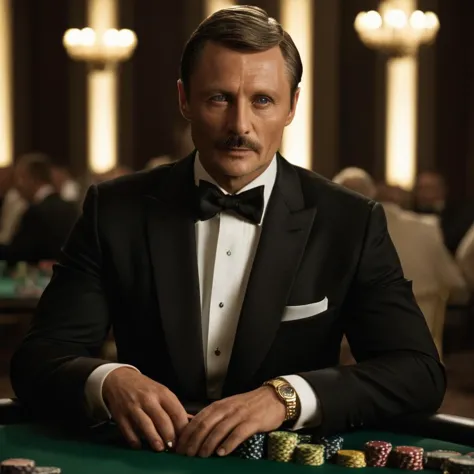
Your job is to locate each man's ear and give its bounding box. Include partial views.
[177,79,191,121]
[285,87,300,126]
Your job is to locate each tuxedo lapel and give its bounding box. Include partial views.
[223,156,317,395]
[144,155,207,400]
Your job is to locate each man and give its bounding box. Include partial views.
[413,171,474,254]
[0,153,79,264]
[11,6,445,459]
[334,168,468,354]
[457,223,474,289]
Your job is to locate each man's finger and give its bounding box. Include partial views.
[198,416,241,458]
[161,397,189,439]
[131,409,165,452]
[176,407,226,456]
[115,415,142,450]
[217,423,258,457]
[146,404,177,449]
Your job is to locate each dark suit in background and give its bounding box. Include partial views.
[10,154,445,435]
[0,193,79,265]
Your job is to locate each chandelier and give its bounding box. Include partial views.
[63,27,137,69]
[354,2,439,56]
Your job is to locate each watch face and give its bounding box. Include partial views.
[279,385,295,398]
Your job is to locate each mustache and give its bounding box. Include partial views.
[215,135,261,153]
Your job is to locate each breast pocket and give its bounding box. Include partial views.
[281,297,329,323]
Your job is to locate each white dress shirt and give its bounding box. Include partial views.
[85,155,320,429]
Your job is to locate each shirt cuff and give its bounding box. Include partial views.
[84,363,140,423]
[282,375,322,430]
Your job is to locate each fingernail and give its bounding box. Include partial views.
[167,441,174,449]
[217,447,226,456]
[155,442,164,452]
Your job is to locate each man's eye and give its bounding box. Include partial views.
[254,96,272,105]
[211,95,228,102]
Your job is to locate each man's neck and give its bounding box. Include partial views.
[201,162,273,194]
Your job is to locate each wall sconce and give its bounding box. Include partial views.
[63,27,137,69]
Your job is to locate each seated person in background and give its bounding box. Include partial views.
[456,223,474,290]
[51,164,81,203]
[0,153,79,265]
[334,168,469,353]
[11,6,445,459]
[413,171,474,255]
[0,167,28,244]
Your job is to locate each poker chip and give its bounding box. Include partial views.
[466,453,474,458]
[337,449,367,468]
[297,434,313,445]
[365,440,392,467]
[445,455,474,474]
[32,469,61,474]
[235,433,266,460]
[1,459,36,474]
[423,450,461,470]
[294,444,325,466]
[319,435,344,460]
[392,446,424,471]
[267,431,298,463]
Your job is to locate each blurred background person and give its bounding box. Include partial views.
[413,171,474,255]
[334,167,469,355]
[50,164,80,203]
[0,153,79,265]
[456,223,474,290]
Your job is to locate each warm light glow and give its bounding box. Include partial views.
[0,0,13,166]
[63,27,137,63]
[354,1,439,56]
[385,56,417,189]
[280,0,313,169]
[205,0,235,17]
[87,0,117,173]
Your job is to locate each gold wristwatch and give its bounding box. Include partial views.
[263,377,301,421]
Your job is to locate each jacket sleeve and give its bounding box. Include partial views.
[10,186,112,424]
[299,202,446,435]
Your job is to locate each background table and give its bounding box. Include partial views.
[0,424,473,474]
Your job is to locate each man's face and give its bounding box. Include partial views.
[415,172,446,210]
[178,42,299,189]
[14,165,34,202]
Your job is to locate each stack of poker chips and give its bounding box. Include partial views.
[267,431,299,463]
[364,440,393,467]
[297,434,313,445]
[337,449,367,468]
[294,444,325,466]
[391,446,424,470]
[235,433,266,460]
[445,455,474,474]
[318,435,344,460]
[1,459,36,474]
[424,450,461,470]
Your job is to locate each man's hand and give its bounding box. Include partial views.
[102,367,189,452]
[175,386,286,458]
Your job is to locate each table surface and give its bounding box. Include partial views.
[1,424,473,474]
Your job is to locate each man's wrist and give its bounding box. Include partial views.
[262,377,301,421]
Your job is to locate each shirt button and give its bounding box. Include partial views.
[219,302,224,308]
[226,250,231,256]
[214,348,221,356]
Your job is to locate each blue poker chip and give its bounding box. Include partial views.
[318,435,344,460]
[235,433,266,460]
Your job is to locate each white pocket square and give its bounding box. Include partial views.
[282,297,329,322]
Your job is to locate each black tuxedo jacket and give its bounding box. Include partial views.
[11,154,445,435]
[0,193,79,265]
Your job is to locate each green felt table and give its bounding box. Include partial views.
[1,424,473,474]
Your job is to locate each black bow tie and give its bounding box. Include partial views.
[196,180,264,224]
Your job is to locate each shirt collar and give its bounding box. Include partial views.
[194,152,277,224]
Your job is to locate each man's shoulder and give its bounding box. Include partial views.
[96,164,174,198]
[290,163,375,214]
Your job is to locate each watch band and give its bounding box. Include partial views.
[263,377,300,421]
